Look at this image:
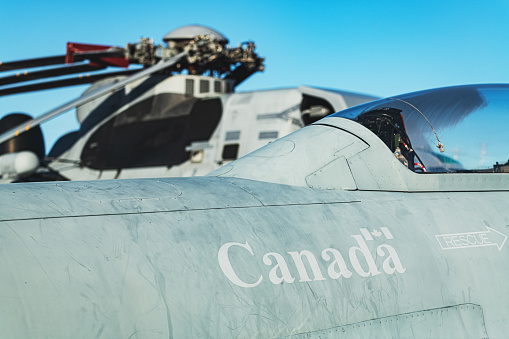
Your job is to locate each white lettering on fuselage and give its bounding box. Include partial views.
[217,228,405,288]
[436,226,508,251]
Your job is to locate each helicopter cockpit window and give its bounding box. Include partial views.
[80,95,222,170]
[332,85,509,173]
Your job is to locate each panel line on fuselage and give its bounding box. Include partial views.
[0,200,362,223]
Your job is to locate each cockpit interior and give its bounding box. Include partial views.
[332,84,509,173]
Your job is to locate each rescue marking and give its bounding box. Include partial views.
[218,228,405,288]
[435,226,507,251]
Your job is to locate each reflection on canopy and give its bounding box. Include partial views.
[332,84,509,173]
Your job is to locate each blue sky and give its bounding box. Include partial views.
[1,0,509,149]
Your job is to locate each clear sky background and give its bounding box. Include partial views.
[1,0,509,150]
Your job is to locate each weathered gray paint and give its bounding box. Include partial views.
[283,304,488,338]
[0,116,507,338]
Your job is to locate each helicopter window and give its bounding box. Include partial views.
[214,81,222,93]
[225,131,241,141]
[301,94,334,125]
[331,85,509,173]
[185,79,194,96]
[80,95,222,170]
[259,131,279,140]
[200,80,210,94]
[222,144,239,160]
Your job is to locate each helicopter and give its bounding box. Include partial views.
[0,25,377,183]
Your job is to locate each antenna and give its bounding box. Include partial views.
[389,97,445,153]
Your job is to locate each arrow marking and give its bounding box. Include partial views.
[435,226,507,251]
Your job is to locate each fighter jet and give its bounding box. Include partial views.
[0,84,507,338]
[0,25,377,183]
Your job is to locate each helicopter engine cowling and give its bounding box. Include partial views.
[0,113,45,158]
[0,113,45,179]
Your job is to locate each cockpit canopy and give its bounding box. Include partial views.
[332,84,509,173]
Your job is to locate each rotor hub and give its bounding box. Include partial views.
[163,25,229,45]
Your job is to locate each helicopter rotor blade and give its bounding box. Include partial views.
[0,63,106,87]
[0,51,187,145]
[0,69,140,97]
[0,56,67,72]
[0,49,126,73]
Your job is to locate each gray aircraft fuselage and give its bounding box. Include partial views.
[1,113,508,338]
